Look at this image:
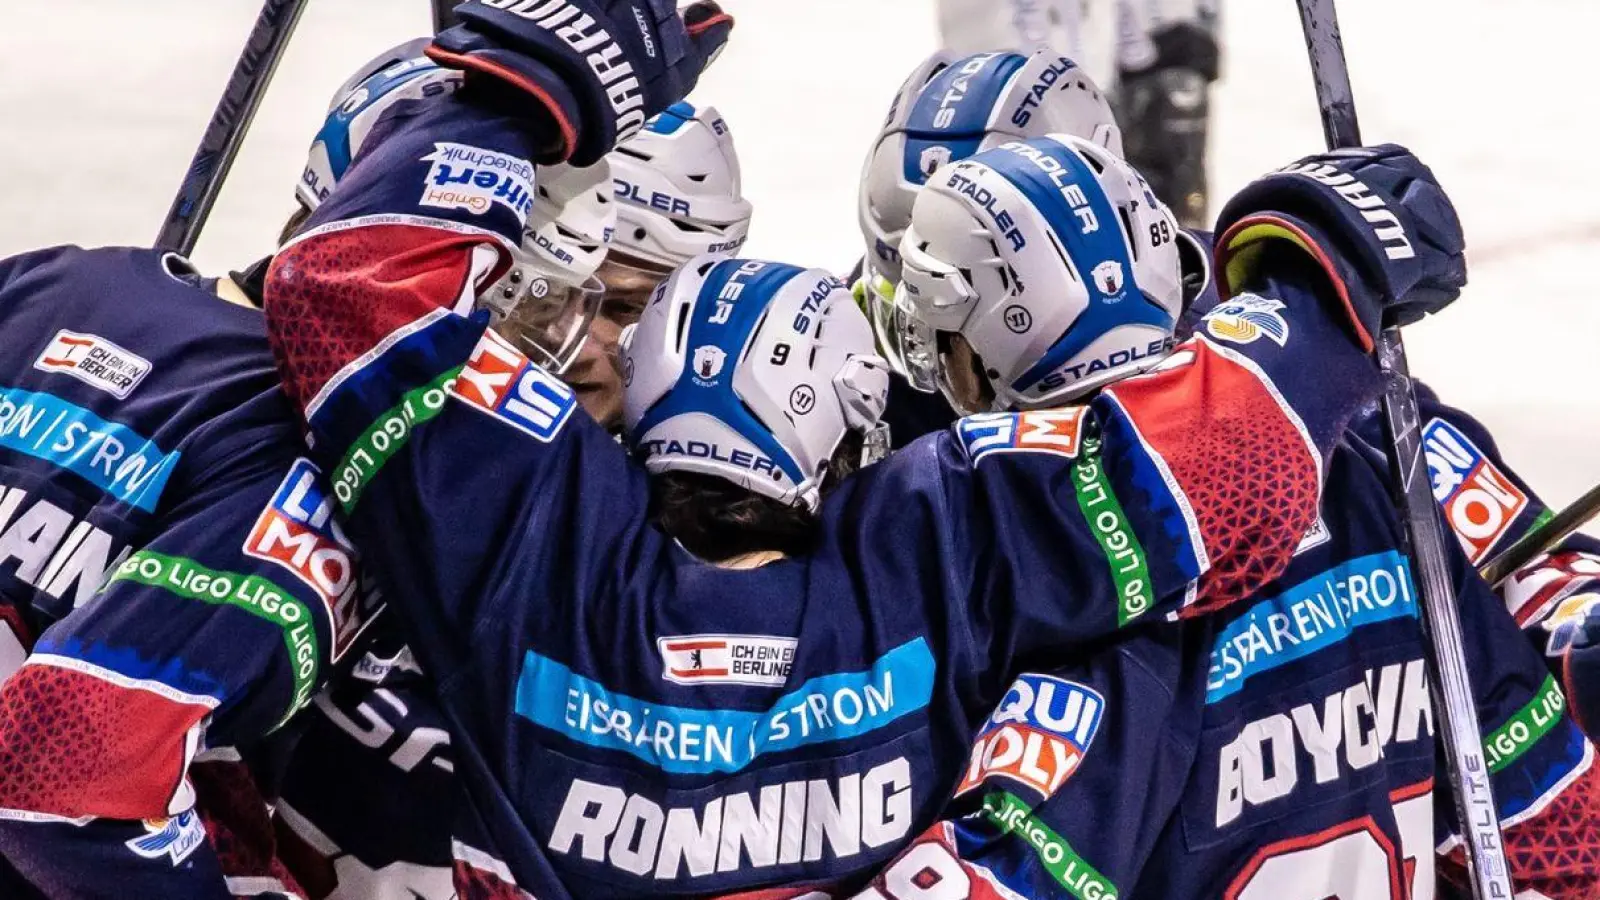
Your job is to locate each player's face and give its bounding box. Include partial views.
[568,257,663,431]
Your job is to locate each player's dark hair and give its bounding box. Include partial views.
[649,431,865,563]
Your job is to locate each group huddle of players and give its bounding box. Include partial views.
[0,1,1598,898]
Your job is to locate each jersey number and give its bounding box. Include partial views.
[1226,785,1433,900]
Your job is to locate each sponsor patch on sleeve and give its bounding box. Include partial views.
[124,811,206,865]
[451,329,576,442]
[956,674,1103,800]
[658,634,797,686]
[1422,418,1529,562]
[419,142,534,224]
[243,458,368,661]
[1202,293,1290,347]
[34,329,152,399]
[956,408,1085,464]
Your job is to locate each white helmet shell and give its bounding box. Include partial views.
[610,102,753,270]
[898,134,1184,412]
[858,48,1122,288]
[298,39,460,212]
[620,258,889,511]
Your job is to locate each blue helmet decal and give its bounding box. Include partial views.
[315,59,440,184]
[633,260,810,485]
[904,53,1027,138]
[645,101,698,135]
[977,139,1174,392]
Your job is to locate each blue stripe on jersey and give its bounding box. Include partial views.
[0,385,179,512]
[975,139,1172,392]
[633,260,810,485]
[515,638,936,775]
[1205,551,1417,703]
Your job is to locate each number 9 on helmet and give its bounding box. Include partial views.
[897,134,1185,414]
[619,258,891,512]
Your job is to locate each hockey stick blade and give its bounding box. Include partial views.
[1294,2,1514,897]
[155,0,309,256]
[1481,481,1600,586]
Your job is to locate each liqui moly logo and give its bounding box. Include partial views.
[957,674,1104,799]
[1423,418,1528,563]
[244,459,366,659]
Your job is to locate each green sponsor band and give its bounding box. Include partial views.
[983,791,1118,900]
[1484,674,1567,775]
[331,367,460,511]
[110,550,320,728]
[1072,436,1154,626]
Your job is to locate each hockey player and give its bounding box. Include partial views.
[935,0,1220,226]
[258,1,1464,895]
[0,223,372,898]
[852,132,1600,898]
[858,49,1600,705]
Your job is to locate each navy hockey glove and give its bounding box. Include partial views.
[1213,144,1466,351]
[427,0,733,166]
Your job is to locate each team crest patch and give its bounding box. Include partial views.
[919,144,952,177]
[1092,260,1125,299]
[418,142,535,223]
[452,330,576,443]
[1203,293,1290,347]
[34,330,151,399]
[691,345,728,385]
[957,674,1103,799]
[244,458,367,660]
[658,634,797,686]
[956,409,1086,464]
[125,811,205,865]
[1422,418,1529,563]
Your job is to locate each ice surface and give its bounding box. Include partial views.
[2,0,1593,508]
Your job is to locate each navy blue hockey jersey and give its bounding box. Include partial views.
[853,433,1600,900]
[0,246,374,898]
[259,86,1392,897]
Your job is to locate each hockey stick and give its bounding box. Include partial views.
[431,0,465,33]
[1293,3,1514,897]
[1481,482,1600,586]
[154,0,309,255]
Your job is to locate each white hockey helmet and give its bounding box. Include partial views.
[609,102,753,270]
[481,160,617,374]
[620,258,890,511]
[297,38,459,212]
[858,49,1122,377]
[898,134,1184,413]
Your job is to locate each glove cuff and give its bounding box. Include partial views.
[425,44,581,163]
[1216,212,1376,352]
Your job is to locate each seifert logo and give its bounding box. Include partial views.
[1281,160,1416,260]
[479,0,646,139]
[418,142,535,222]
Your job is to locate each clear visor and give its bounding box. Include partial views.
[856,269,938,394]
[486,271,605,375]
[887,279,943,396]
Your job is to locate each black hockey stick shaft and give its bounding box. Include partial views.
[154,0,309,256]
[432,0,466,33]
[1481,481,1600,586]
[1294,2,1514,897]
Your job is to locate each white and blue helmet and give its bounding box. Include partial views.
[858,49,1122,382]
[299,42,616,373]
[620,258,890,511]
[897,134,1185,413]
[610,102,753,270]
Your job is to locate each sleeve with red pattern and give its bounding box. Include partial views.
[893,245,1386,661]
[0,409,361,897]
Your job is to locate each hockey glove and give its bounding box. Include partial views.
[1213,144,1466,351]
[427,0,733,166]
